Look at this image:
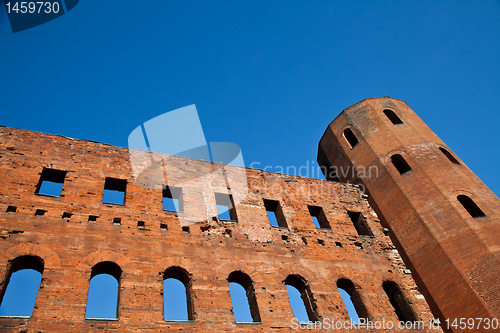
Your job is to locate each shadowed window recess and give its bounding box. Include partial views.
[215,193,237,222]
[439,147,460,165]
[35,168,67,197]
[85,261,121,320]
[383,109,403,125]
[308,205,330,229]
[163,186,183,212]
[347,211,373,237]
[337,279,369,323]
[343,128,359,149]
[383,281,417,323]
[457,195,486,218]
[391,154,412,175]
[102,177,127,205]
[264,199,287,228]
[228,271,261,323]
[0,255,44,317]
[285,275,319,323]
[163,266,194,321]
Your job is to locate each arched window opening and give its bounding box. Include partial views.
[343,128,359,149]
[382,281,416,323]
[439,148,460,165]
[0,255,44,317]
[391,154,412,175]
[228,271,261,323]
[85,261,121,320]
[457,195,486,218]
[383,109,403,125]
[337,279,368,323]
[163,266,193,321]
[285,275,318,322]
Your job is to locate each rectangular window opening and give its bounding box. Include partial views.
[347,211,373,237]
[182,226,190,233]
[137,221,145,229]
[102,177,127,205]
[308,206,330,229]
[35,168,67,197]
[215,193,237,222]
[318,239,325,246]
[264,199,287,228]
[113,217,121,225]
[88,215,98,222]
[163,186,183,212]
[160,223,168,230]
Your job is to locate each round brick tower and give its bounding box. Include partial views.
[318,97,500,332]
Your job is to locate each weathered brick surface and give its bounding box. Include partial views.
[0,125,438,332]
[319,97,500,333]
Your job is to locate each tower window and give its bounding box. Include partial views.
[383,109,403,125]
[457,195,486,218]
[35,168,67,197]
[228,271,261,323]
[163,187,183,212]
[343,128,359,149]
[308,206,330,229]
[264,199,287,228]
[85,261,122,320]
[215,193,237,222]
[347,211,373,237]
[391,154,412,175]
[102,177,127,205]
[382,281,416,323]
[285,275,319,322]
[439,148,460,165]
[163,266,193,321]
[0,255,44,317]
[337,279,368,323]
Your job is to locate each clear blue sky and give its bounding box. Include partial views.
[1,0,499,321]
[1,0,499,195]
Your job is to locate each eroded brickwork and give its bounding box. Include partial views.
[0,126,438,332]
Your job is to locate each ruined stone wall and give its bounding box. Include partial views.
[0,126,438,332]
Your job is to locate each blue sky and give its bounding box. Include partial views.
[1,0,499,195]
[1,0,499,322]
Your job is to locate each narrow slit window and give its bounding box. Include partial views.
[391,154,412,175]
[343,128,359,149]
[337,279,368,323]
[215,193,237,222]
[163,187,183,212]
[285,275,318,323]
[228,271,261,323]
[457,195,486,218]
[439,148,460,165]
[102,177,127,205]
[383,109,403,125]
[85,261,121,320]
[347,211,373,236]
[0,255,44,317]
[308,205,330,229]
[35,168,67,197]
[163,267,193,321]
[264,199,287,228]
[383,281,416,323]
